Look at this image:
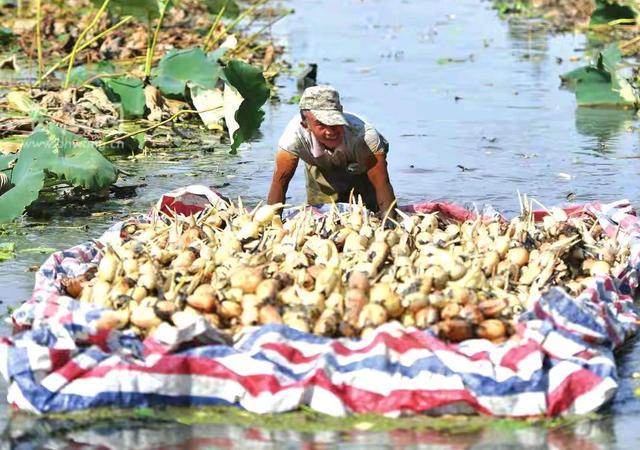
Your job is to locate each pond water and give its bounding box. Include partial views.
[2,0,640,448]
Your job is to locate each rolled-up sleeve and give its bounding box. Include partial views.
[364,125,389,155]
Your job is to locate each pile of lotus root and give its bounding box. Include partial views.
[60,196,630,343]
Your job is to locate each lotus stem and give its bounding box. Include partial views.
[35,16,132,88]
[203,1,228,52]
[230,10,291,56]
[206,0,269,51]
[590,18,636,30]
[144,0,171,78]
[43,113,108,135]
[63,0,112,89]
[97,106,224,148]
[80,71,130,87]
[35,0,43,79]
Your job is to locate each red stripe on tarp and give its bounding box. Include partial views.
[400,202,478,222]
[546,368,603,416]
[74,355,490,415]
[86,329,112,352]
[499,339,540,372]
[43,301,60,320]
[468,351,490,361]
[532,204,593,222]
[78,356,288,396]
[48,349,71,372]
[56,359,91,383]
[258,329,437,363]
[307,368,490,415]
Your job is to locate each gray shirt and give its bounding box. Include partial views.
[278,112,389,210]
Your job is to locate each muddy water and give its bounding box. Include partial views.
[2,0,640,448]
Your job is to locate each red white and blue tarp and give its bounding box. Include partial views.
[1,186,639,417]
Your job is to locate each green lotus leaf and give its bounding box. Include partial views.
[0,124,118,223]
[68,61,116,87]
[151,47,223,98]
[204,0,240,17]
[221,59,270,153]
[0,154,17,171]
[0,27,14,46]
[93,0,172,21]
[0,157,45,223]
[560,44,638,107]
[103,76,146,118]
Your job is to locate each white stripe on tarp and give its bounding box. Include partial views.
[254,331,544,382]
[566,377,618,415]
[475,391,547,417]
[27,344,54,374]
[7,382,39,414]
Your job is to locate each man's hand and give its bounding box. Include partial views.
[366,153,396,217]
[267,149,299,205]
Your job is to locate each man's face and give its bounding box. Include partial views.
[301,111,345,150]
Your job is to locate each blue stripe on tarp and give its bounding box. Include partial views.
[248,350,548,397]
[235,324,340,350]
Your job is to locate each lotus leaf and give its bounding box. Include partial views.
[68,61,116,87]
[0,124,118,223]
[0,154,17,171]
[0,27,14,46]
[93,0,172,21]
[590,0,637,26]
[191,85,225,130]
[103,77,146,118]
[223,83,243,146]
[101,132,144,155]
[221,60,270,153]
[560,44,638,108]
[152,48,223,98]
[6,91,37,114]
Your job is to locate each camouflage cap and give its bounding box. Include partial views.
[299,85,348,126]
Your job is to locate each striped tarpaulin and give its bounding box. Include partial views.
[1,188,638,417]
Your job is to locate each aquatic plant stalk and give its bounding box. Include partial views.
[144,0,172,78]
[590,18,637,30]
[205,0,269,52]
[63,0,112,89]
[81,71,130,87]
[35,16,132,87]
[230,10,291,56]
[35,0,43,79]
[97,106,223,148]
[203,1,228,52]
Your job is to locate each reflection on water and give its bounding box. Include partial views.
[2,0,640,448]
[1,412,621,450]
[575,107,637,150]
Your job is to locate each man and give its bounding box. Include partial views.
[267,85,396,214]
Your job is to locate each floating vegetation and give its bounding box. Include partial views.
[560,43,639,108]
[0,0,290,223]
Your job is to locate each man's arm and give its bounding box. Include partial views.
[268,149,299,205]
[366,153,396,215]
